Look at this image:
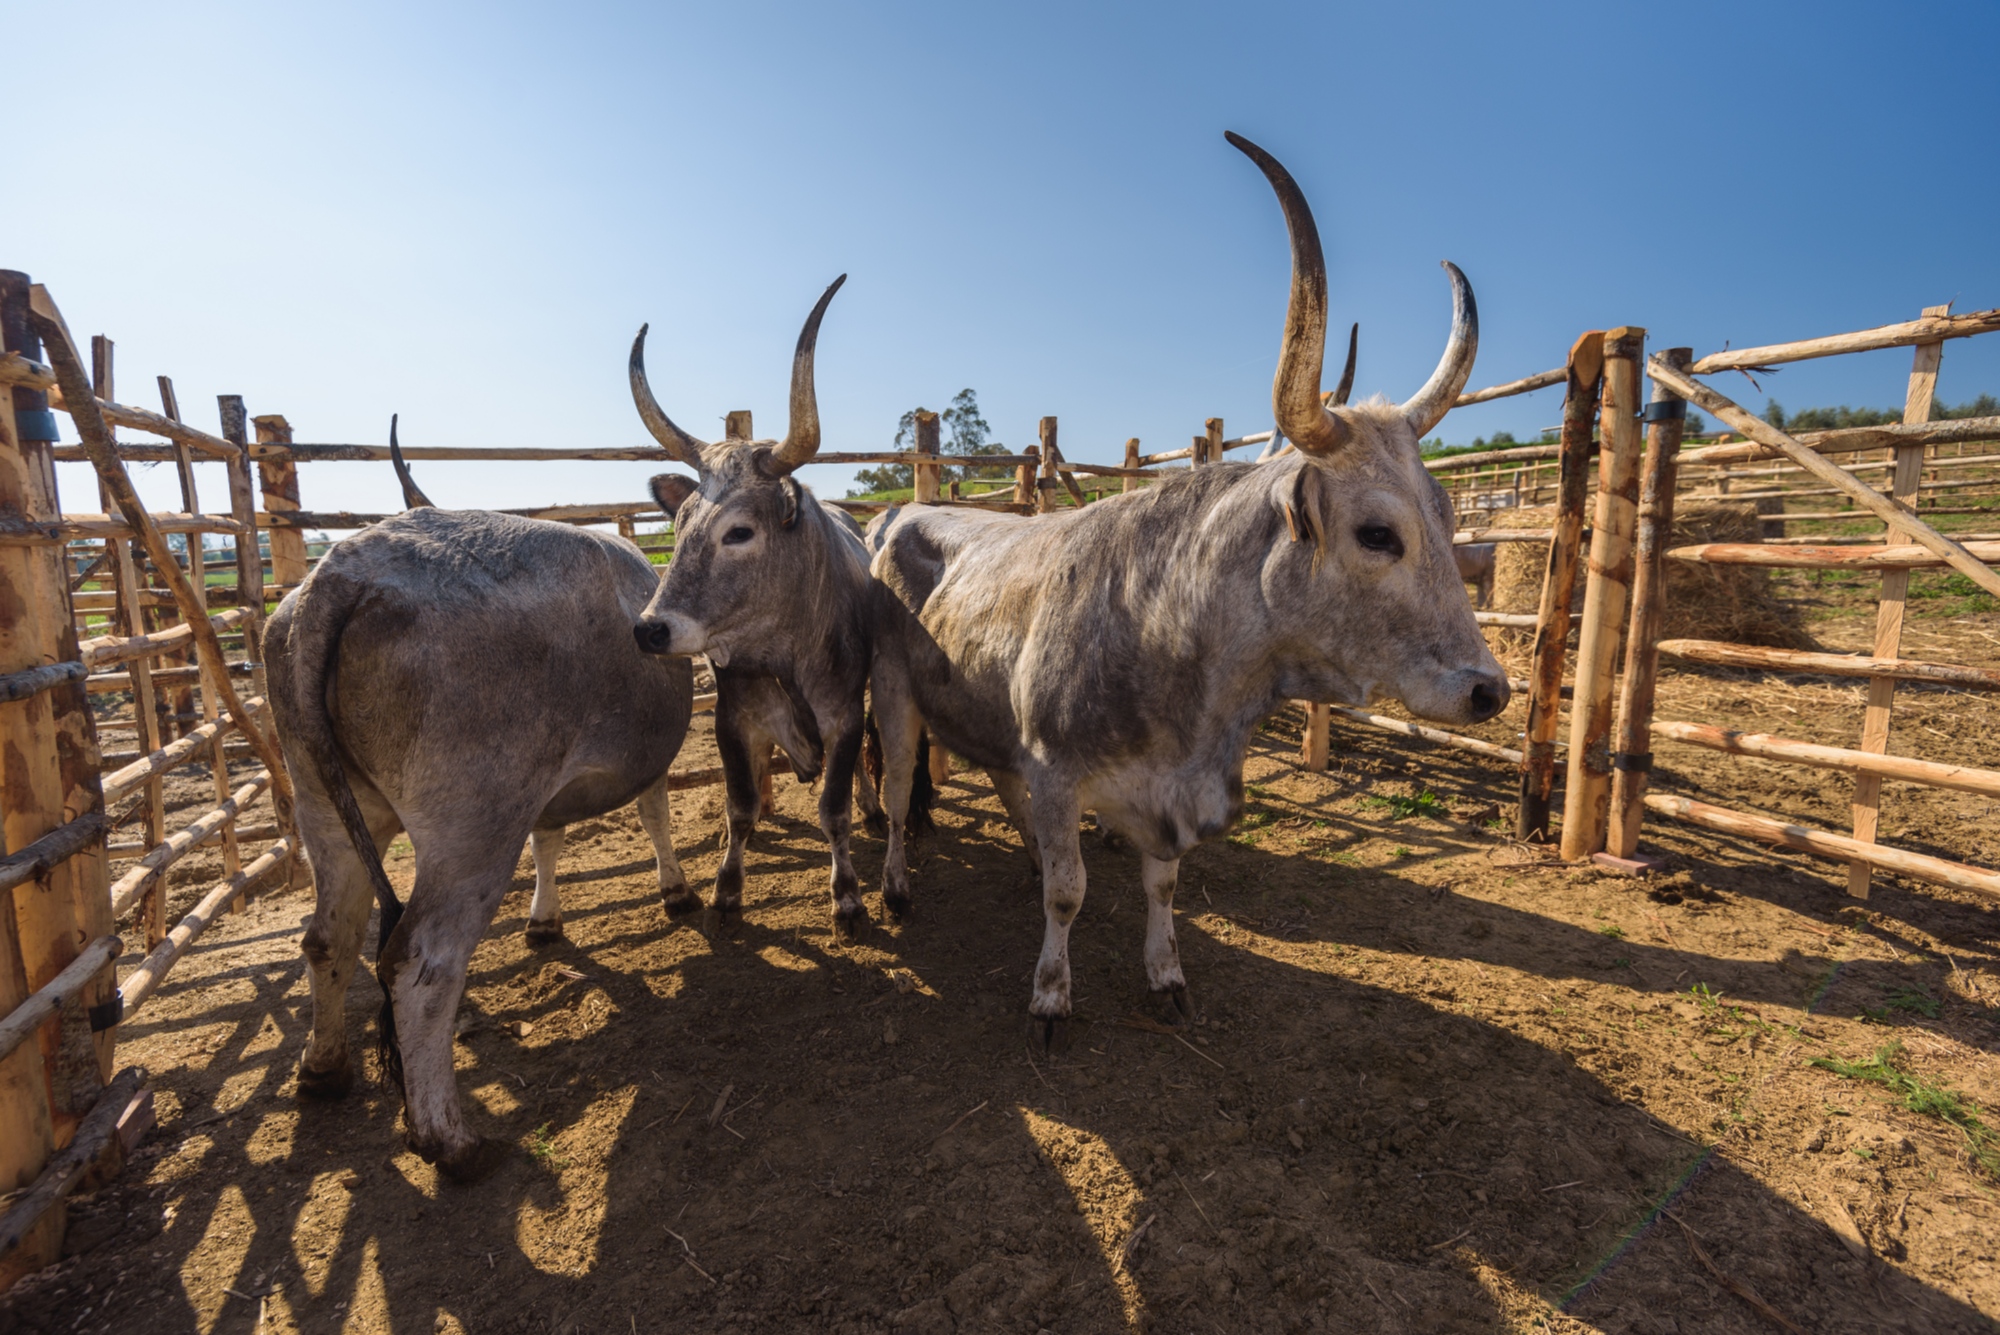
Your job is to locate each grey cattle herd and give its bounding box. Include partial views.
[266,133,1507,1180]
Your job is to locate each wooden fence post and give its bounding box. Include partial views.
[1299,705,1330,772]
[724,410,753,441]
[1036,418,1059,514]
[253,415,310,589]
[155,376,200,742]
[1606,347,1692,862]
[218,396,267,699]
[1190,435,1208,468]
[1122,439,1140,494]
[912,409,941,505]
[1848,304,1951,898]
[1016,445,1039,511]
[1205,417,1224,468]
[1517,332,1604,842]
[1560,327,1646,861]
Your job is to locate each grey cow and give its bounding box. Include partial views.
[866,132,1510,1044]
[628,277,892,933]
[268,477,696,1180]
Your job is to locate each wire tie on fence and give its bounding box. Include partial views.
[1641,400,1686,423]
[1612,751,1653,774]
[89,993,125,1032]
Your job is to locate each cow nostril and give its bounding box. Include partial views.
[634,622,673,655]
[1469,679,1505,722]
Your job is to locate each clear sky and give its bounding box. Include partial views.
[15,0,1999,519]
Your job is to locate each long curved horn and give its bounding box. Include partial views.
[1398,262,1478,438]
[628,324,710,471]
[389,414,435,509]
[771,274,847,473]
[1226,131,1348,456]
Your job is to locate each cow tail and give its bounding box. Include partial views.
[281,573,409,1091]
[908,727,937,837]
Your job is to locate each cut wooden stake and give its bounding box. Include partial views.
[911,409,941,506]
[1122,439,1140,494]
[1518,332,1602,843]
[1646,355,2000,600]
[1851,308,1947,900]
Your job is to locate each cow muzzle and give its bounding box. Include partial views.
[634,620,674,655]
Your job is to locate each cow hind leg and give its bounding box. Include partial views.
[524,826,566,946]
[872,688,924,926]
[819,720,869,930]
[381,834,524,1183]
[1142,854,1193,1022]
[297,787,399,1100]
[1028,786,1086,1053]
[990,769,1041,876]
[712,718,761,917]
[635,773,697,917]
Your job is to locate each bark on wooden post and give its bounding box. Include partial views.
[1560,327,1646,861]
[912,409,941,505]
[1205,418,1224,468]
[1016,446,1039,511]
[0,276,116,1278]
[1189,435,1208,468]
[1517,332,1604,842]
[1122,439,1141,494]
[218,396,266,698]
[1299,704,1330,772]
[1036,418,1060,513]
[1847,305,1951,899]
[253,415,310,587]
[1606,347,1692,860]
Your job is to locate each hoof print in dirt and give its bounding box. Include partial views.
[523,919,566,947]
[295,1060,353,1101]
[434,1136,513,1185]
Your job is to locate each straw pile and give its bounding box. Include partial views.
[1485,502,1814,649]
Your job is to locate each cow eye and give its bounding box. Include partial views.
[722,525,755,546]
[1355,525,1403,557]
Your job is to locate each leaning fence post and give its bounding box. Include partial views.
[1559,326,1646,861]
[1847,304,1951,898]
[912,409,941,505]
[1517,331,1604,842]
[1122,439,1140,494]
[1605,347,1692,863]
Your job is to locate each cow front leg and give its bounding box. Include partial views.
[819,720,868,933]
[712,712,761,917]
[524,826,566,946]
[871,686,924,924]
[1029,786,1085,1052]
[1142,854,1192,1021]
[635,773,697,917]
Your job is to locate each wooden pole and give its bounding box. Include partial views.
[1299,703,1330,772]
[1036,418,1060,513]
[1517,331,1604,843]
[0,270,66,1284]
[1687,306,2000,375]
[217,395,269,700]
[253,415,310,586]
[154,377,199,742]
[1122,439,1140,494]
[912,409,941,505]
[1846,306,1950,898]
[724,409,752,441]
[1652,720,2000,798]
[1606,348,1691,860]
[1560,327,1646,861]
[1205,418,1224,469]
[1015,446,1038,511]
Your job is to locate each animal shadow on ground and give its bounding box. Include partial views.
[4,739,1995,1334]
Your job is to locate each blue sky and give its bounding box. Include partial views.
[16,0,1999,519]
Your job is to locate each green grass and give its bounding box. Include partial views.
[1597,924,1626,940]
[1359,788,1447,821]
[1863,986,1942,1023]
[526,1122,568,1172]
[1811,1041,2000,1178]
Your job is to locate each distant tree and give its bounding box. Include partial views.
[1937,393,1999,420]
[1764,400,1786,429]
[1684,410,1707,436]
[847,388,1006,495]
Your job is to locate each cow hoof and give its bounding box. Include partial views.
[1152,983,1195,1025]
[862,811,888,839]
[1030,1013,1072,1056]
[661,889,704,919]
[883,889,912,922]
[524,918,566,947]
[296,1058,353,1101]
[436,1136,512,1185]
[832,904,869,940]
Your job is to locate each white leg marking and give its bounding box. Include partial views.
[1030,787,1085,1020]
[527,826,565,929]
[1141,854,1187,993]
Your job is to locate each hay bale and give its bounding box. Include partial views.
[1472,501,1813,649]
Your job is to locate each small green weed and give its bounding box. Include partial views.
[1598,924,1626,940]
[1886,987,1942,1019]
[1361,789,1447,820]
[527,1122,568,1172]
[1391,846,1413,859]
[1811,1042,2000,1178]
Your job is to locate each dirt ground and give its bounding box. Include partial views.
[6,568,2000,1334]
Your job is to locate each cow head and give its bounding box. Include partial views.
[1229,131,1509,726]
[629,276,845,670]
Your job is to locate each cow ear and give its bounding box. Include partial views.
[1284,466,1325,548]
[779,476,802,530]
[649,473,698,516]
